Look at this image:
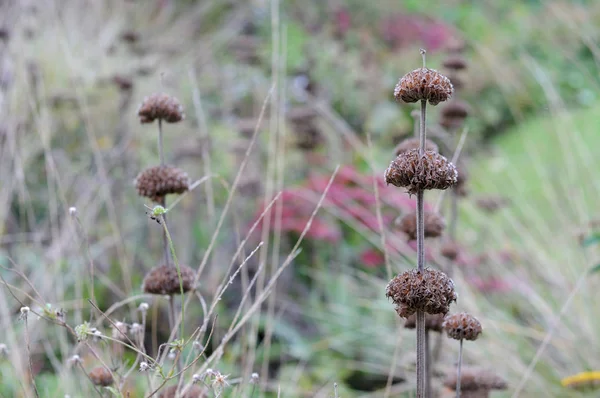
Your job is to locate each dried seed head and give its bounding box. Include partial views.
[134,165,190,203]
[137,93,184,123]
[443,312,482,341]
[404,313,445,332]
[441,100,470,119]
[444,367,508,392]
[158,385,206,398]
[394,137,439,156]
[89,367,114,387]
[142,264,195,295]
[443,55,468,71]
[386,268,456,318]
[476,195,510,213]
[440,241,460,261]
[394,68,454,106]
[397,210,445,240]
[385,149,458,195]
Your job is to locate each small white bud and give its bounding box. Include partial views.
[250,372,259,383]
[192,373,202,384]
[138,302,149,312]
[67,355,81,366]
[69,207,77,216]
[0,343,8,356]
[139,362,150,372]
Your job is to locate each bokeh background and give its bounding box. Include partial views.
[1,0,600,397]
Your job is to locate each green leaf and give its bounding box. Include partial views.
[589,264,600,274]
[582,233,600,247]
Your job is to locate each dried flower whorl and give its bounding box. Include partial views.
[444,367,508,392]
[394,68,454,106]
[134,165,190,203]
[142,264,195,295]
[440,241,460,261]
[394,137,439,156]
[89,367,114,386]
[138,93,184,123]
[443,312,482,341]
[397,210,445,240]
[404,313,445,332]
[386,268,456,318]
[443,55,468,71]
[159,385,206,398]
[441,100,470,119]
[385,149,458,195]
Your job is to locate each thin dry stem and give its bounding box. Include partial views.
[456,339,463,398]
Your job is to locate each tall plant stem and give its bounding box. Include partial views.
[425,330,431,398]
[157,119,171,265]
[455,339,464,398]
[415,96,428,398]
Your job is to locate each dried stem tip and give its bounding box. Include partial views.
[89,367,114,386]
[142,264,195,295]
[443,312,482,341]
[397,210,445,241]
[386,268,456,318]
[134,165,190,203]
[444,367,507,391]
[138,93,185,123]
[385,149,458,195]
[394,68,454,105]
[404,313,445,332]
[394,137,439,156]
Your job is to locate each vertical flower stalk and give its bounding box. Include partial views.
[386,49,456,398]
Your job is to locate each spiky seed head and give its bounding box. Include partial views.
[385,149,458,195]
[443,312,482,341]
[394,68,454,106]
[440,241,460,261]
[89,367,114,387]
[443,55,468,71]
[134,165,190,203]
[386,268,456,318]
[441,100,470,119]
[137,93,184,123]
[476,195,510,213]
[444,367,508,392]
[142,264,195,295]
[397,210,445,241]
[158,384,206,398]
[404,313,445,332]
[394,137,439,156]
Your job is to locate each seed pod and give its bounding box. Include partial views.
[137,93,184,123]
[444,367,508,392]
[443,55,468,71]
[404,313,445,332]
[394,137,439,156]
[134,165,190,203]
[386,268,456,318]
[142,264,195,295]
[443,312,482,341]
[440,241,460,261]
[89,367,114,387]
[394,68,454,106]
[397,210,445,240]
[441,100,470,119]
[385,149,458,195]
[159,385,206,398]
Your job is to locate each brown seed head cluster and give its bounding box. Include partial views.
[142,264,195,295]
[394,68,454,106]
[440,241,460,261]
[385,149,458,195]
[444,367,508,392]
[443,55,468,71]
[394,137,439,156]
[397,210,445,241]
[134,165,190,203]
[159,385,206,398]
[404,313,445,332]
[89,367,114,386]
[443,312,482,341]
[441,100,470,119]
[386,268,456,318]
[138,93,184,123]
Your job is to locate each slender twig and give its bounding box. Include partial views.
[425,330,431,398]
[456,339,463,398]
[23,316,40,398]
